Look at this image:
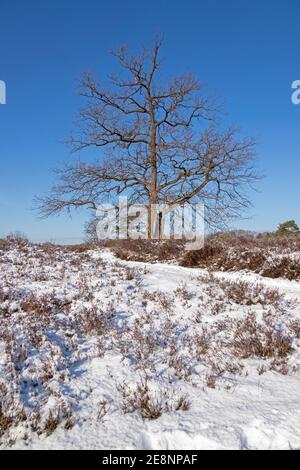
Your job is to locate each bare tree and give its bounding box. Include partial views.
[36,38,258,238]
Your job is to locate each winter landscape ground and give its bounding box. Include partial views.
[1,0,300,456]
[1,235,300,450]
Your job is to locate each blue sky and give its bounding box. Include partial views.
[0,0,299,242]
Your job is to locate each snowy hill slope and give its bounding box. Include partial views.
[0,241,300,449]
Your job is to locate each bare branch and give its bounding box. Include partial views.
[37,39,259,234]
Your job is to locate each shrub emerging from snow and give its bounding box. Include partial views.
[118,380,190,419]
[218,279,283,306]
[231,314,293,359]
[180,232,300,280]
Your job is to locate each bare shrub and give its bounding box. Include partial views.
[142,290,172,312]
[206,351,243,376]
[105,239,184,263]
[168,354,192,381]
[261,257,300,281]
[205,375,216,388]
[269,358,290,375]
[20,293,53,321]
[193,328,211,360]
[6,231,29,247]
[118,380,190,419]
[0,405,13,437]
[174,283,193,301]
[120,316,161,370]
[157,291,173,311]
[0,400,27,440]
[124,267,136,281]
[180,242,224,268]
[231,315,293,359]
[288,319,300,338]
[60,233,300,281]
[64,243,92,253]
[1,232,299,447]
[180,232,300,280]
[64,418,75,430]
[44,411,60,435]
[98,400,110,421]
[77,305,112,336]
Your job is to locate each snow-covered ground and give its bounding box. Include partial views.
[0,241,300,450]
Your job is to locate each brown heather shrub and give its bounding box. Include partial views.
[219,279,283,306]
[0,401,27,440]
[180,242,224,268]
[206,352,243,376]
[0,287,12,303]
[231,315,293,359]
[0,239,11,251]
[44,411,60,435]
[289,319,300,338]
[0,405,13,437]
[5,232,29,248]
[194,328,211,360]
[64,418,75,430]
[102,232,300,280]
[63,243,93,253]
[168,354,192,381]
[261,257,300,281]
[104,239,184,262]
[205,375,216,389]
[77,305,112,337]
[180,235,267,270]
[124,266,136,280]
[98,400,110,421]
[179,232,300,280]
[174,283,193,301]
[118,380,190,419]
[20,293,53,320]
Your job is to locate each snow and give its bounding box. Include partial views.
[0,242,300,450]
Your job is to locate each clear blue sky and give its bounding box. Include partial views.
[0,0,299,242]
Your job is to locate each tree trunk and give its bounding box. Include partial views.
[147,87,158,239]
